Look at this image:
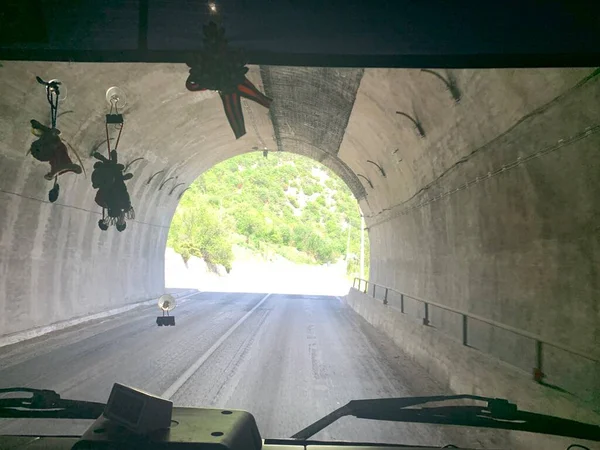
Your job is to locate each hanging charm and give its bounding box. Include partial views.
[92,151,134,232]
[185,20,272,139]
[29,77,83,202]
[91,92,134,232]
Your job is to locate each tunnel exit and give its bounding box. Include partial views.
[164,151,370,296]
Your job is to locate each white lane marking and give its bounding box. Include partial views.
[161,293,271,399]
[172,291,203,307]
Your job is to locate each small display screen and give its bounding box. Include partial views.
[109,388,145,426]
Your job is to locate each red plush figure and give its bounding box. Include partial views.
[29,120,82,180]
[186,77,272,139]
[185,21,272,139]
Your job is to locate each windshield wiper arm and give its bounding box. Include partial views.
[291,394,600,442]
[0,387,105,419]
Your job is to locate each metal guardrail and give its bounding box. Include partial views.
[353,277,598,383]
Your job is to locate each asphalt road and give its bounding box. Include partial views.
[0,292,506,447]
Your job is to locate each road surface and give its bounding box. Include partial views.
[0,292,506,447]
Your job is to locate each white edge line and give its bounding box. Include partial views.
[0,290,200,349]
[161,293,271,400]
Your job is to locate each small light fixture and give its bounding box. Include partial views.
[208,2,217,13]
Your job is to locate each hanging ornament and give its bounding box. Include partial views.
[91,89,134,232]
[91,150,134,232]
[185,20,272,139]
[29,77,83,202]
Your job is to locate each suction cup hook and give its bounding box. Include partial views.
[47,79,67,102]
[105,86,127,111]
[158,294,176,312]
[157,294,176,326]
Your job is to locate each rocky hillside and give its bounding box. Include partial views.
[168,151,369,277]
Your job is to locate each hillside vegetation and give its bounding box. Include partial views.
[168,151,369,277]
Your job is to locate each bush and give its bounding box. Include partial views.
[168,198,234,270]
[288,196,299,209]
[168,151,369,272]
[302,184,316,196]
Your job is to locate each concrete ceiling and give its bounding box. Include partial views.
[0,62,591,232]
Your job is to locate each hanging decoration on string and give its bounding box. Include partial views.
[91,87,134,232]
[28,77,84,202]
[185,4,272,139]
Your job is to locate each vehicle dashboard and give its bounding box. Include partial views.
[0,437,464,450]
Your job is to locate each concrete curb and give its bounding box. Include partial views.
[0,289,200,349]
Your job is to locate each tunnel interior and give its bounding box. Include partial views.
[0,63,599,408]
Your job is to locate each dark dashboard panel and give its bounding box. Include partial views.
[0,438,476,450]
[0,437,80,450]
[1,0,599,66]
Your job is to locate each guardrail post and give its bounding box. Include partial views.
[373,283,377,299]
[462,315,468,346]
[534,340,544,382]
[383,288,388,305]
[423,303,430,326]
[363,281,368,294]
[400,294,404,313]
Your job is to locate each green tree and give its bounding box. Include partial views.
[325,218,339,235]
[168,150,369,274]
[302,184,317,196]
[288,196,300,209]
[167,198,234,272]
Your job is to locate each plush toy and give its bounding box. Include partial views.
[91,150,134,232]
[29,120,83,201]
[186,21,272,139]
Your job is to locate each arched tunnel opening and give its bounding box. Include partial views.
[164,151,370,296]
[0,60,598,447]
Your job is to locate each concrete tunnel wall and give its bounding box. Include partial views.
[0,63,598,393]
[341,68,600,398]
[0,62,279,339]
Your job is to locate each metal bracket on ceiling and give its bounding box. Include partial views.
[396,112,425,138]
[357,174,374,189]
[169,182,185,196]
[420,69,461,103]
[177,188,190,200]
[159,176,177,190]
[57,110,74,118]
[124,157,146,172]
[366,160,386,177]
[393,148,403,162]
[146,170,165,185]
